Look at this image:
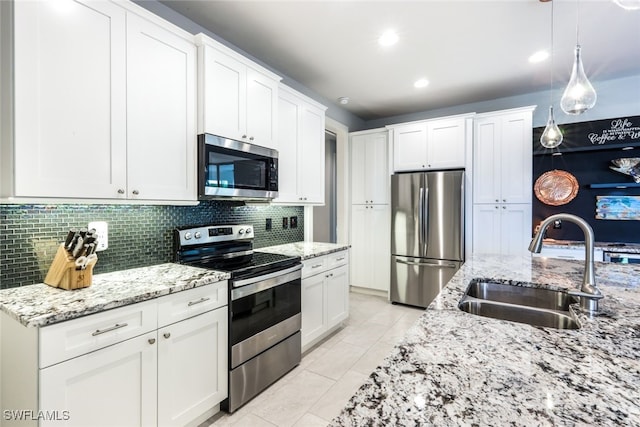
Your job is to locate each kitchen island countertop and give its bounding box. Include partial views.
[331,255,640,426]
[0,263,229,328]
[258,241,350,260]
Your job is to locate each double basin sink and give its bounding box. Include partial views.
[458,279,580,329]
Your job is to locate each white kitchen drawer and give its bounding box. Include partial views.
[302,255,328,279]
[157,281,228,328]
[327,250,349,270]
[39,300,158,368]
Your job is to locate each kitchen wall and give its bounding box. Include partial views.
[0,202,304,289]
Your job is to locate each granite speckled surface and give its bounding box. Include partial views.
[258,241,350,260]
[331,255,640,426]
[0,263,229,328]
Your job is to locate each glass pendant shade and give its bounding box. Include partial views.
[560,45,597,115]
[540,106,563,148]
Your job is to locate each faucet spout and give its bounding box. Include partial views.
[529,213,603,313]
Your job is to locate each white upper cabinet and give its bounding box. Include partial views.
[350,129,389,205]
[126,13,196,201]
[392,123,428,172]
[391,116,469,172]
[8,0,197,202]
[473,109,534,205]
[12,0,127,199]
[196,34,281,149]
[273,84,327,205]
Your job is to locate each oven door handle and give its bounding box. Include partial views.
[231,264,302,301]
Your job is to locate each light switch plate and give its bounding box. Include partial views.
[88,221,108,251]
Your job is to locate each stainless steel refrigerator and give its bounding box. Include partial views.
[391,170,464,308]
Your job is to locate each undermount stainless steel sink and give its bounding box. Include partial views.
[458,279,581,329]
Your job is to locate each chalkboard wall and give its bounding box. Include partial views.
[532,116,640,243]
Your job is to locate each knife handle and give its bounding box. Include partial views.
[63,230,76,248]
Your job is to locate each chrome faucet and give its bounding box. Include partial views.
[529,213,603,313]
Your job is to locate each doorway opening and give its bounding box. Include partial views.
[313,131,337,243]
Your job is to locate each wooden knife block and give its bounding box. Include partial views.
[44,244,97,290]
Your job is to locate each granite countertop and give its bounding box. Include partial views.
[543,239,640,253]
[257,241,350,260]
[0,263,229,328]
[331,255,640,426]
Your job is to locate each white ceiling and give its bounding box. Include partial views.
[159,0,640,121]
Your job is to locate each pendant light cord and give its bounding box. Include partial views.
[576,0,580,44]
[550,0,554,105]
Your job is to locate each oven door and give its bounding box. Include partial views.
[229,264,301,369]
[198,134,278,200]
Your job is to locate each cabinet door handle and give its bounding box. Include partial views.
[92,323,128,336]
[148,338,156,345]
[187,297,210,307]
[249,136,254,141]
[242,134,247,139]
[117,189,125,194]
[163,332,171,339]
[132,190,139,195]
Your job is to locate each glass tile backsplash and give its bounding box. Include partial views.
[0,201,304,289]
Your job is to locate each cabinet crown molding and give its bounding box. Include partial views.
[194,32,282,82]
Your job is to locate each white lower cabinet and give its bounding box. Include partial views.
[158,308,228,427]
[40,331,159,427]
[2,282,228,427]
[350,204,391,292]
[301,251,349,350]
[472,204,532,256]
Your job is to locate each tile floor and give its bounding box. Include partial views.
[201,292,425,427]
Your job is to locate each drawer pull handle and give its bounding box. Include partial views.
[92,323,128,336]
[148,338,156,345]
[188,297,210,307]
[163,332,171,339]
[336,257,345,261]
[312,264,323,269]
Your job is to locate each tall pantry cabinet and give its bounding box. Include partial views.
[472,106,536,256]
[349,129,391,293]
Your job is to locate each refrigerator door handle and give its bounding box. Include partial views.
[395,259,458,269]
[423,187,429,252]
[418,187,425,251]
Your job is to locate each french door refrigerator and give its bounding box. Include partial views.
[391,170,464,308]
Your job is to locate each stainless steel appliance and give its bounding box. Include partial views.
[391,170,465,308]
[198,134,278,200]
[603,251,640,264]
[174,224,301,413]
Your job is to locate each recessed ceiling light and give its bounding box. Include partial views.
[414,78,429,89]
[338,97,350,105]
[529,50,549,63]
[378,30,399,47]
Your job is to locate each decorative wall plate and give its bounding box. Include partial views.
[534,170,579,206]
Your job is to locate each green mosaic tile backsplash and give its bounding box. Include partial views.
[0,201,304,289]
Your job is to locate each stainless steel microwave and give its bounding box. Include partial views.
[198,134,278,200]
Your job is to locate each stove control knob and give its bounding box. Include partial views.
[238,228,245,235]
[194,232,202,239]
[184,232,192,240]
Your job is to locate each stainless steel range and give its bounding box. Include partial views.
[174,224,302,413]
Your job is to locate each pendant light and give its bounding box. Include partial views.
[613,0,640,11]
[541,0,563,149]
[560,0,597,115]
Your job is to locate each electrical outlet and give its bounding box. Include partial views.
[88,221,109,251]
[282,217,288,229]
[266,218,272,231]
[290,216,298,229]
